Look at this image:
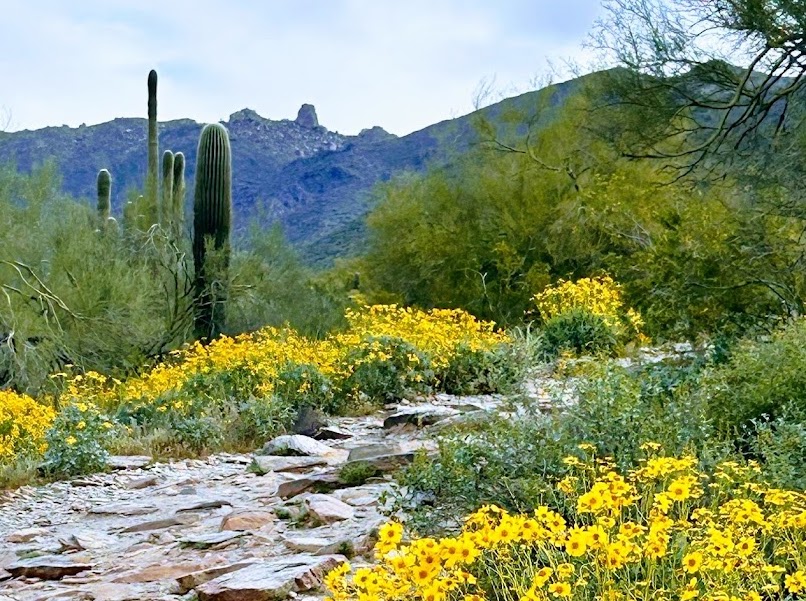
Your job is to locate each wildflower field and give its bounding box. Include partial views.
[328,448,806,601]
[0,304,515,476]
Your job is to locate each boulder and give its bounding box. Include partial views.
[304,494,355,523]
[295,104,319,129]
[196,555,346,601]
[220,509,275,532]
[260,435,334,457]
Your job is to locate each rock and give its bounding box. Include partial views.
[276,473,341,499]
[313,426,353,441]
[260,435,334,457]
[252,455,328,474]
[57,532,115,552]
[383,405,459,429]
[176,499,233,513]
[114,561,215,584]
[106,455,152,470]
[196,555,346,601]
[88,503,158,516]
[176,561,257,594]
[295,104,319,129]
[180,531,246,549]
[292,406,327,437]
[6,556,93,580]
[6,527,48,543]
[304,494,355,523]
[120,516,187,533]
[123,475,160,490]
[220,509,275,532]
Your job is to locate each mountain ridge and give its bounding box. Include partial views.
[0,75,586,264]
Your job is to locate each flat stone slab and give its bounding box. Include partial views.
[260,435,335,457]
[196,554,347,601]
[383,405,459,428]
[276,473,342,499]
[88,503,158,516]
[177,561,258,594]
[106,455,152,470]
[180,531,247,548]
[6,556,93,580]
[252,455,328,474]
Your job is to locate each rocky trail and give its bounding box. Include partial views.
[0,390,550,601]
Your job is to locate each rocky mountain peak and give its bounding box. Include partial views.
[295,104,319,129]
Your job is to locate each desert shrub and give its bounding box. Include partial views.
[539,309,620,358]
[533,276,644,358]
[395,360,730,533]
[231,396,296,445]
[748,404,806,491]
[42,402,116,476]
[339,336,435,405]
[701,318,806,433]
[329,452,806,601]
[274,362,338,413]
[438,343,523,395]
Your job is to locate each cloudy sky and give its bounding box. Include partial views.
[0,1,604,136]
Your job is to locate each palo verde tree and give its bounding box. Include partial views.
[590,0,806,318]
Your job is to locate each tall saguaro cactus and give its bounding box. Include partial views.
[97,169,111,225]
[145,69,159,225]
[193,123,232,339]
[161,150,174,227]
[172,151,186,235]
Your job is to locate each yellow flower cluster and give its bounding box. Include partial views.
[340,306,509,370]
[326,448,806,601]
[0,390,55,460]
[57,304,507,414]
[532,276,644,336]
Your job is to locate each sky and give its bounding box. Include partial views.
[0,1,604,136]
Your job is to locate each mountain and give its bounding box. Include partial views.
[0,77,583,265]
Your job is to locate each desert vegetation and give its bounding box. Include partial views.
[1,1,805,599]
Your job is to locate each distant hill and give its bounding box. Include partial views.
[0,76,585,265]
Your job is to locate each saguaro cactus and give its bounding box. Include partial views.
[172,151,186,235]
[161,150,174,227]
[97,169,111,225]
[193,123,232,339]
[145,69,159,225]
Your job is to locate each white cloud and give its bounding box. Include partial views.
[0,0,603,135]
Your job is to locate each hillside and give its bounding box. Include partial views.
[0,77,583,264]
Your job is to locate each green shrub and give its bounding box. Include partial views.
[232,396,296,445]
[395,359,732,534]
[748,404,806,490]
[438,343,522,395]
[42,403,116,476]
[274,363,338,413]
[339,336,434,405]
[339,461,380,486]
[701,318,806,433]
[539,308,619,358]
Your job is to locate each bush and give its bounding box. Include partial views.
[438,343,523,395]
[701,318,806,433]
[42,402,116,476]
[749,404,806,491]
[539,309,620,358]
[339,336,435,405]
[395,360,731,533]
